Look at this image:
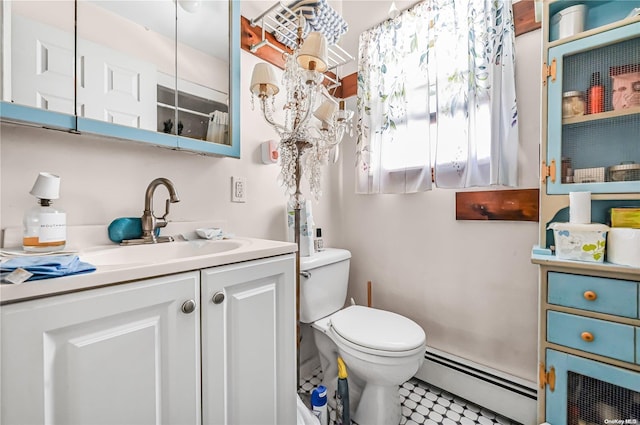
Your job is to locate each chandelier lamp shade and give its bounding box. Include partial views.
[250,63,280,97]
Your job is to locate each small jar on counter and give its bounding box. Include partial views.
[562,91,585,118]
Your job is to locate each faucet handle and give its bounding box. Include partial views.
[154,199,173,228]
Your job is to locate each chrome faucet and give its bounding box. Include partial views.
[122,177,180,245]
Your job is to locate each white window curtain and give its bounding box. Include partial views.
[355,0,519,194]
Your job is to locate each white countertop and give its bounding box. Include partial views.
[1,223,297,304]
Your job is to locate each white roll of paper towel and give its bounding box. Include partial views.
[608,228,640,267]
[569,191,591,224]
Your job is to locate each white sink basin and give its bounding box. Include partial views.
[80,239,245,266]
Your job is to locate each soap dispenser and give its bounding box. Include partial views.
[23,172,66,252]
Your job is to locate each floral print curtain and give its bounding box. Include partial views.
[355,0,519,194]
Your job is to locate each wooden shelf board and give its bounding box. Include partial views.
[563,106,640,125]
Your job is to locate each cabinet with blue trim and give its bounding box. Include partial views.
[0,0,240,158]
[536,2,640,423]
[541,1,640,197]
[531,258,640,424]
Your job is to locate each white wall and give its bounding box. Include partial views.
[0,52,335,245]
[330,29,542,383]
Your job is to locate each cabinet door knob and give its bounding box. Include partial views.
[181,299,197,314]
[583,290,597,301]
[581,331,594,342]
[212,291,225,304]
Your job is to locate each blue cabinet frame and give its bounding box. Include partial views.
[546,21,640,194]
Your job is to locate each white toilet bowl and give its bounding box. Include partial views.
[299,249,426,425]
[311,305,426,425]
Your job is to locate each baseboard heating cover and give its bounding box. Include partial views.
[415,346,537,425]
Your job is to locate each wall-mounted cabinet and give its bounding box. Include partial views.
[539,0,640,247]
[545,22,640,195]
[0,0,240,158]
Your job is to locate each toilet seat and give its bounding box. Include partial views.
[329,306,425,356]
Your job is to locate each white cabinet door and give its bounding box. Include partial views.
[201,254,296,425]
[1,272,201,425]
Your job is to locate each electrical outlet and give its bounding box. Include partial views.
[231,176,247,203]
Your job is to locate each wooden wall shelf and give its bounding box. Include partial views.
[456,189,540,222]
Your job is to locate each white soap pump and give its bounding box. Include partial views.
[23,172,67,252]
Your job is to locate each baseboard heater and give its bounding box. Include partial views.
[414,347,537,425]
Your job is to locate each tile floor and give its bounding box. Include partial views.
[299,367,522,425]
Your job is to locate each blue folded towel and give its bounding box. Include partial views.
[1,255,96,281]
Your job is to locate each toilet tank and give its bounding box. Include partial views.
[299,248,351,323]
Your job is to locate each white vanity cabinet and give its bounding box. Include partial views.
[0,251,297,425]
[201,254,297,425]
[0,271,201,424]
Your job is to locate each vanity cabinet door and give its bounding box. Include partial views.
[201,254,296,425]
[0,272,201,425]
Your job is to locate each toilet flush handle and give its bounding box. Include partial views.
[300,271,311,279]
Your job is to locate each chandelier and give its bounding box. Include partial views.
[249,25,353,208]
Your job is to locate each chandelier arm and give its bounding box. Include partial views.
[259,97,287,134]
[291,84,317,134]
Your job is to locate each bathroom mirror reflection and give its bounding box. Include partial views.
[78,0,230,143]
[3,1,76,115]
[2,0,231,145]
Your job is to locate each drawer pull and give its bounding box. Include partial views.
[581,331,594,342]
[583,290,597,301]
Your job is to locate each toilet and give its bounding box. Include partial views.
[300,248,426,425]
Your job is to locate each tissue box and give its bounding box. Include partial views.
[610,208,640,228]
[548,223,609,262]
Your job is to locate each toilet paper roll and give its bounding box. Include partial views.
[608,228,640,267]
[569,191,591,224]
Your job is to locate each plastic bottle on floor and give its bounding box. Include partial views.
[311,385,328,425]
[336,357,350,425]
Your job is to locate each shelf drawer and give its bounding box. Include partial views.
[547,311,635,363]
[548,272,638,318]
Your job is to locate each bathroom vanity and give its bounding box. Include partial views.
[0,233,297,425]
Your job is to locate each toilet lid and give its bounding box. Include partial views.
[330,306,425,352]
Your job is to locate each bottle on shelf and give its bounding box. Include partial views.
[587,72,604,114]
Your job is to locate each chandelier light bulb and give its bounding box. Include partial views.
[178,0,200,13]
[388,1,400,19]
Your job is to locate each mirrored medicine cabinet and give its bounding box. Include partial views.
[0,0,240,157]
